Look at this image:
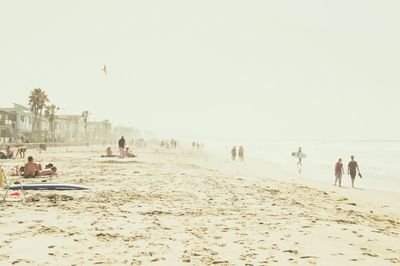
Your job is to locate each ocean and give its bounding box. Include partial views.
[207,139,400,192]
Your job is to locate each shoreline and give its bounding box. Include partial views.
[196,149,400,213]
[205,143,400,193]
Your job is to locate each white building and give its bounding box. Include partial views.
[57,115,85,142]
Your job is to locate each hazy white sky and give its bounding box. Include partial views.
[1,1,399,141]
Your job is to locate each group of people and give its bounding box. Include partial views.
[104,146,135,158]
[161,139,177,149]
[335,156,362,188]
[12,156,58,178]
[0,146,27,159]
[295,147,362,189]
[192,142,203,149]
[114,136,136,158]
[231,146,245,161]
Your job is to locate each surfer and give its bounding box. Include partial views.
[296,147,303,166]
[348,156,361,188]
[334,158,344,187]
[231,146,237,161]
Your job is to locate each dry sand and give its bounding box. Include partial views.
[0,145,399,265]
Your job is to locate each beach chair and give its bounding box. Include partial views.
[0,167,26,203]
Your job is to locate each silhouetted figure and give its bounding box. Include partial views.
[334,158,344,187]
[348,155,361,188]
[238,146,244,161]
[231,146,237,161]
[296,147,303,166]
[118,136,126,158]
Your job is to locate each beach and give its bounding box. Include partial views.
[0,145,399,265]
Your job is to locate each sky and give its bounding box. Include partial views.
[1,1,400,142]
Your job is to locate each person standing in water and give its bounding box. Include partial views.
[231,146,237,161]
[296,147,303,166]
[238,146,244,161]
[334,158,344,187]
[348,155,361,188]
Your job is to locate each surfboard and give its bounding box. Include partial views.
[9,184,89,191]
[291,152,307,159]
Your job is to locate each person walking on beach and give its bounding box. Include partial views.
[231,146,237,161]
[238,146,244,161]
[334,158,344,187]
[348,155,361,188]
[118,136,126,158]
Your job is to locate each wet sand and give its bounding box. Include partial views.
[0,146,399,265]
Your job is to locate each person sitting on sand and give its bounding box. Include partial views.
[23,156,42,178]
[106,147,112,157]
[8,165,23,176]
[5,146,14,158]
[39,167,58,176]
[125,147,136,158]
[0,151,7,159]
[101,147,116,157]
[45,163,54,169]
[334,158,344,187]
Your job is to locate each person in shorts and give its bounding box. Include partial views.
[348,155,360,188]
[118,136,126,158]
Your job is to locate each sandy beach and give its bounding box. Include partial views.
[0,145,399,265]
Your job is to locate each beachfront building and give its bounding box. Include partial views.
[0,109,15,143]
[0,102,114,144]
[37,117,50,142]
[53,116,72,142]
[88,120,113,144]
[56,115,85,142]
[0,103,34,141]
[112,126,141,144]
[12,104,34,137]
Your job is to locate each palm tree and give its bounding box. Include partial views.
[28,88,49,142]
[81,111,91,142]
[44,104,60,142]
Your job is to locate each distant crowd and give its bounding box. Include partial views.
[192,142,204,149]
[231,146,245,161]
[161,139,178,149]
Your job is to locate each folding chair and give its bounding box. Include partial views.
[0,167,26,203]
